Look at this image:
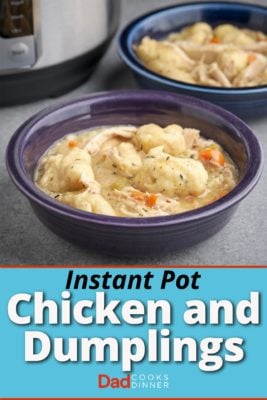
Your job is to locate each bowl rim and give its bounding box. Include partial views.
[6,89,263,228]
[118,0,267,95]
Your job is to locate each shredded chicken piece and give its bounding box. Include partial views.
[179,42,226,63]
[234,55,267,86]
[192,63,231,87]
[242,28,267,42]
[161,40,196,66]
[183,128,200,148]
[208,63,232,87]
[84,126,136,155]
[108,142,142,177]
[242,42,267,55]
[193,64,221,87]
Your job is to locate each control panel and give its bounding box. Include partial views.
[0,0,37,72]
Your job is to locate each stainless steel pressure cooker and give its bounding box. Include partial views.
[0,0,120,105]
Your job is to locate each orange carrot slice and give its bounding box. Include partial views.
[199,148,225,166]
[131,191,157,207]
[199,148,213,161]
[210,36,220,44]
[247,53,257,64]
[68,140,78,148]
[146,194,157,208]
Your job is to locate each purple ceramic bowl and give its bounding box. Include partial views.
[6,90,263,256]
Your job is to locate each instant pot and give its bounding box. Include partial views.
[0,0,120,105]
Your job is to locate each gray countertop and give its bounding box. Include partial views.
[0,0,266,265]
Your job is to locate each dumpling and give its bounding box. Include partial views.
[214,24,254,45]
[135,36,195,73]
[37,148,95,193]
[134,123,186,156]
[84,194,116,216]
[134,146,208,197]
[58,190,116,216]
[217,49,248,80]
[260,68,267,85]
[173,22,213,45]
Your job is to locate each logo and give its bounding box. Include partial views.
[98,374,130,389]
[98,373,169,389]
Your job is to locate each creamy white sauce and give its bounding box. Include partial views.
[35,124,239,217]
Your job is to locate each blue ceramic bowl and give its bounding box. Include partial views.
[118,1,267,119]
[6,90,263,256]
